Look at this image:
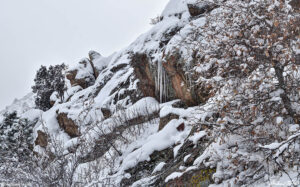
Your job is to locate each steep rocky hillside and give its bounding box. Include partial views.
[1,0,300,186]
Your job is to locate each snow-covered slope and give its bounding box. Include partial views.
[1,0,300,186]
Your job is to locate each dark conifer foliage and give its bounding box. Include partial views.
[32,64,66,111]
[0,111,35,162]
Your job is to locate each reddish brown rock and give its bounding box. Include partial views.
[131,54,156,98]
[187,2,218,17]
[163,55,204,106]
[176,123,185,132]
[66,70,89,89]
[66,58,97,89]
[35,130,48,148]
[130,53,210,106]
[57,113,80,138]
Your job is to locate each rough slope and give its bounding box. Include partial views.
[1,0,299,186]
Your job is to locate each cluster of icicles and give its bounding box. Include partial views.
[154,59,194,103]
[155,60,169,103]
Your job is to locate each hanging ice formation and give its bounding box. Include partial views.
[155,60,168,103]
[184,62,193,91]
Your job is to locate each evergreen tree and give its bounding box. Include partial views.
[0,111,35,162]
[0,111,19,150]
[32,64,66,111]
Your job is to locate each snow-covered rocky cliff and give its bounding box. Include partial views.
[1,0,300,186]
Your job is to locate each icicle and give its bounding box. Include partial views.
[155,60,167,103]
[163,69,166,102]
[159,61,162,98]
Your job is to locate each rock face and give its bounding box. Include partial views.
[131,53,156,98]
[66,69,92,89]
[35,130,48,148]
[66,58,96,89]
[163,54,204,106]
[56,113,80,138]
[131,53,205,106]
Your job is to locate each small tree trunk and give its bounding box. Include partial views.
[273,62,298,123]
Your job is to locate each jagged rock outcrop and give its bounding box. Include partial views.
[88,50,101,78]
[66,58,96,89]
[66,69,84,87]
[56,112,80,138]
[88,50,101,62]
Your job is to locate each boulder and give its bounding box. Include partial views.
[187,2,218,17]
[35,130,48,148]
[57,113,80,138]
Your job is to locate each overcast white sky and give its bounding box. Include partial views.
[0,0,169,110]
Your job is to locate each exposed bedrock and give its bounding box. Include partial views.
[131,53,206,106]
[131,53,156,98]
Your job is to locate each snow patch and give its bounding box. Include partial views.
[165,172,183,182]
[152,162,166,174]
[189,131,206,144]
